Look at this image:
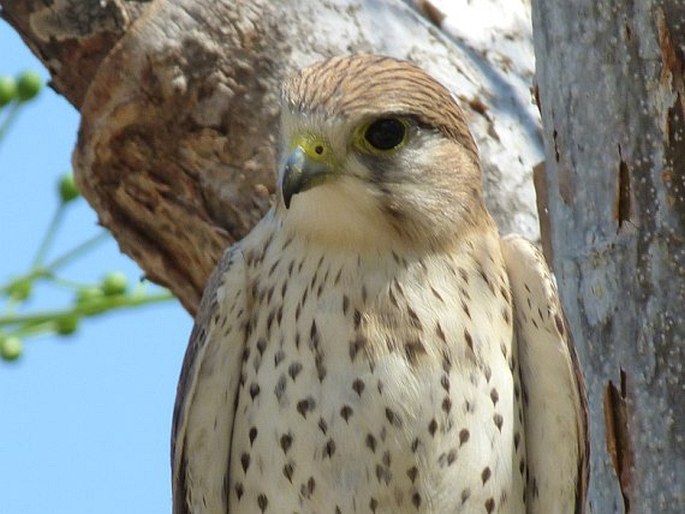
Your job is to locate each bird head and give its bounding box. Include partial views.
[278,54,490,250]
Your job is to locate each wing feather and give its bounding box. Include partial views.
[501,235,589,514]
[171,244,248,514]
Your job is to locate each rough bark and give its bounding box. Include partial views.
[1,0,542,314]
[533,1,685,512]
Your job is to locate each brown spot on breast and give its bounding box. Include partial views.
[385,407,402,427]
[315,354,327,382]
[490,388,499,405]
[349,334,366,361]
[240,452,250,473]
[483,365,492,382]
[404,339,426,364]
[406,307,422,330]
[288,362,302,381]
[256,338,267,355]
[441,349,452,372]
[459,428,470,446]
[412,492,422,508]
[435,322,447,343]
[442,396,452,413]
[283,462,294,482]
[493,413,503,431]
[296,396,316,418]
[370,497,378,512]
[340,405,353,422]
[249,382,260,400]
[324,439,336,458]
[481,466,491,484]
[411,438,420,452]
[280,433,293,453]
[353,378,365,396]
[300,476,316,498]
[257,493,268,512]
[318,417,328,434]
[274,350,285,367]
[462,301,471,319]
[375,464,392,484]
[464,328,474,351]
[458,267,469,283]
[366,433,377,453]
[274,375,287,402]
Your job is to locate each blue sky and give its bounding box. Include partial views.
[1,21,192,514]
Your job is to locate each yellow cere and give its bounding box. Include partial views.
[289,132,336,165]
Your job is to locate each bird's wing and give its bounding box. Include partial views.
[172,244,249,514]
[500,235,589,514]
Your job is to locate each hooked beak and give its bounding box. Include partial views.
[281,144,335,209]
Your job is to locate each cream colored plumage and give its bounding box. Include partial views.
[171,54,588,514]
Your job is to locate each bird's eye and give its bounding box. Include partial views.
[363,118,407,151]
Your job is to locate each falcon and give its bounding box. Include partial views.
[171,54,588,514]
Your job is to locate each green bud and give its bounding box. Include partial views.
[102,272,128,296]
[1,335,23,361]
[16,71,43,102]
[58,172,80,203]
[56,314,79,336]
[6,278,32,301]
[0,76,17,107]
[76,286,104,304]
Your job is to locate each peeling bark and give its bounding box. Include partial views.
[1,0,542,313]
[603,369,633,512]
[533,0,685,511]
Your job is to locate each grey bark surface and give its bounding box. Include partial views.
[533,1,685,512]
[1,0,542,313]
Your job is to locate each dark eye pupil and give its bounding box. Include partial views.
[364,118,405,150]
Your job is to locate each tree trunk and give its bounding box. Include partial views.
[1,0,542,313]
[533,1,685,512]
